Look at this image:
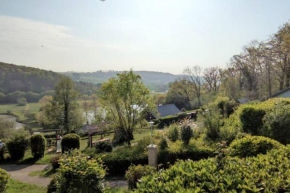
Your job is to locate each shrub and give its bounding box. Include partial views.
[6,129,30,160]
[214,96,237,118]
[180,125,193,145]
[203,108,223,140]
[30,134,46,158]
[54,150,106,193]
[125,165,156,190]
[17,97,27,106]
[167,124,179,142]
[95,141,112,153]
[135,147,290,192]
[0,145,4,161]
[240,107,265,135]
[264,104,290,144]
[47,178,57,193]
[50,155,61,170]
[0,168,9,193]
[61,134,80,153]
[159,137,168,150]
[229,135,283,158]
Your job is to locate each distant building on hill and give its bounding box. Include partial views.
[269,87,290,98]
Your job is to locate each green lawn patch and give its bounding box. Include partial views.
[6,179,47,193]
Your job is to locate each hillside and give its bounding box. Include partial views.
[63,71,181,92]
[0,62,98,103]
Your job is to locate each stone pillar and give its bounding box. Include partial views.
[147,144,157,167]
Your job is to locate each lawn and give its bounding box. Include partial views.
[6,179,47,193]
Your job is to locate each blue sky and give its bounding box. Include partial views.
[0,0,290,74]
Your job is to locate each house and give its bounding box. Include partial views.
[269,87,290,98]
[76,123,101,135]
[236,98,250,104]
[157,104,181,118]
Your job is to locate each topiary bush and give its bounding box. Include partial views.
[0,168,9,193]
[240,107,265,135]
[180,125,193,145]
[54,150,106,193]
[61,134,80,153]
[95,141,112,153]
[167,124,179,142]
[30,134,46,159]
[159,137,168,150]
[6,129,30,160]
[125,165,156,190]
[229,135,283,158]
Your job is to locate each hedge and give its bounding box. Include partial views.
[229,135,283,158]
[6,130,30,160]
[61,134,80,153]
[31,134,46,158]
[156,113,188,128]
[125,165,156,190]
[135,146,290,192]
[0,168,9,193]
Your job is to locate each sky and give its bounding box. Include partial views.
[0,0,290,74]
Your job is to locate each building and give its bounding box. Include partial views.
[157,104,181,118]
[269,87,290,98]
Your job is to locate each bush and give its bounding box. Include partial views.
[167,124,179,142]
[54,150,106,193]
[47,178,57,193]
[264,104,290,144]
[203,109,223,140]
[61,134,80,153]
[180,125,193,145]
[159,137,168,150]
[50,155,61,170]
[17,97,27,106]
[240,107,265,135]
[135,147,290,192]
[30,134,46,159]
[0,168,9,193]
[95,142,112,153]
[125,165,156,190]
[6,129,30,160]
[229,135,283,158]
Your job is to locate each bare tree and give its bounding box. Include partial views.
[203,67,221,92]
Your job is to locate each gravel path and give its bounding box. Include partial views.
[0,164,51,186]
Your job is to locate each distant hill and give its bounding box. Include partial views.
[63,71,182,92]
[0,62,98,103]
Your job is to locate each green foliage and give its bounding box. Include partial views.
[240,107,265,135]
[50,155,61,170]
[30,134,46,159]
[135,146,290,192]
[180,124,193,145]
[99,70,156,145]
[47,178,57,193]
[167,124,179,142]
[0,168,9,193]
[264,104,290,144]
[95,142,112,153]
[157,114,187,128]
[125,165,156,190]
[61,134,80,153]
[6,129,30,160]
[229,135,283,158]
[17,97,27,106]
[159,137,168,150]
[53,150,106,193]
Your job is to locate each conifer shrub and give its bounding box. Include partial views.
[54,150,106,193]
[167,124,179,142]
[61,134,80,153]
[6,129,30,160]
[30,134,46,158]
[229,135,283,158]
[180,125,193,145]
[0,168,9,193]
[95,141,112,153]
[159,137,168,150]
[125,165,156,190]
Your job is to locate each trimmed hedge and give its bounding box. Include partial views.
[180,125,193,145]
[6,130,30,160]
[157,113,188,128]
[61,134,80,153]
[0,168,9,193]
[31,134,46,158]
[229,135,283,158]
[240,107,265,135]
[135,146,290,192]
[125,165,156,190]
[95,141,112,153]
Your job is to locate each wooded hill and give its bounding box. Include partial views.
[63,71,181,92]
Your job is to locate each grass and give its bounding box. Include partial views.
[29,168,54,178]
[6,179,47,193]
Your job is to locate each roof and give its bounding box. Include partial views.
[157,104,181,117]
[237,98,250,104]
[76,124,101,134]
[269,87,290,98]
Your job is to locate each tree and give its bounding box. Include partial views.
[44,76,84,132]
[99,70,156,145]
